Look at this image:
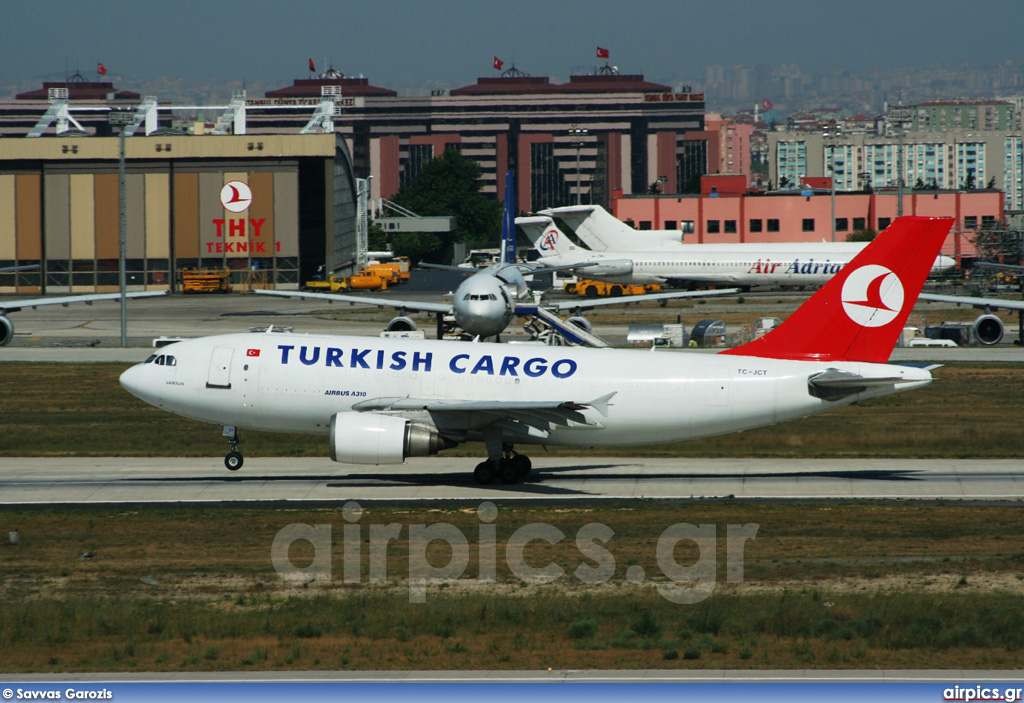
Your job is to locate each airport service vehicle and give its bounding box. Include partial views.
[304,269,391,292]
[181,267,232,294]
[120,217,952,484]
[563,279,662,297]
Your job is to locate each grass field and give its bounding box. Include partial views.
[2,361,1023,672]
[1,362,1022,458]
[2,503,1024,671]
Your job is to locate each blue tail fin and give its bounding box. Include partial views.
[500,170,516,264]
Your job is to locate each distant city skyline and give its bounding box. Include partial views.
[3,0,1024,107]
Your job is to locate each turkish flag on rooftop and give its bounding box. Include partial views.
[596,47,609,59]
[97,62,107,75]
[493,56,503,71]
[308,58,316,73]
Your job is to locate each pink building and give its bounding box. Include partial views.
[612,185,1005,262]
[704,114,753,184]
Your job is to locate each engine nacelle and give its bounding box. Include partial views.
[330,412,453,464]
[581,259,633,277]
[974,314,1003,345]
[384,316,418,333]
[565,316,592,334]
[0,315,12,346]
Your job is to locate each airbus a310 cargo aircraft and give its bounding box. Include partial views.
[120,217,952,485]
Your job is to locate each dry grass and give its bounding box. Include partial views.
[2,503,1024,671]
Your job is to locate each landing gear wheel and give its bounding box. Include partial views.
[225,451,243,471]
[474,461,496,485]
[498,459,520,485]
[511,454,532,480]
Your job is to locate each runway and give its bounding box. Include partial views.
[1,456,1021,505]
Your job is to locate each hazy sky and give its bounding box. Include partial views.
[4,0,1023,95]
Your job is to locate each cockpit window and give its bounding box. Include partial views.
[148,354,177,367]
[164,356,177,366]
[144,354,157,364]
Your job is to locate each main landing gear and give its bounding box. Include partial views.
[222,426,243,471]
[473,444,532,485]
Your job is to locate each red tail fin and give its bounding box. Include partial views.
[722,216,953,363]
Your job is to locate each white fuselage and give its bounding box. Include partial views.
[538,242,867,287]
[120,332,931,455]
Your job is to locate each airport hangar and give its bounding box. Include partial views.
[0,132,358,295]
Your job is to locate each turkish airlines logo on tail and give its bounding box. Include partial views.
[841,264,904,327]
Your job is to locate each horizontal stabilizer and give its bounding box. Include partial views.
[808,368,911,401]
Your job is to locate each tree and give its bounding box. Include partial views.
[387,149,502,264]
[847,228,877,242]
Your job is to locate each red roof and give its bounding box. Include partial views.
[449,76,559,96]
[451,74,670,96]
[16,81,140,101]
[265,77,397,99]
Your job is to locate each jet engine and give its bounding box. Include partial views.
[384,316,418,333]
[330,412,455,464]
[974,314,1004,345]
[565,316,592,334]
[0,315,13,346]
[580,259,633,277]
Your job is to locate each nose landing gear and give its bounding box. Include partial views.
[222,426,243,471]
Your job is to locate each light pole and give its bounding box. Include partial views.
[823,124,842,242]
[896,128,905,217]
[109,108,133,347]
[570,126,588,205]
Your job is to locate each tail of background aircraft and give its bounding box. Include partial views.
[723,216,954,364]
[499,170,516,265]
[516,215,589,261]
[541,205,641,250]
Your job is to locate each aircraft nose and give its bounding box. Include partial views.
[119,364,146,400]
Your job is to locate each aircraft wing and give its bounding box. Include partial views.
[353,392,616,435]
[918,292,1024,311]
[544,287,740,312]
[254,289,452,314]
[418,262,479,276]
[0,290,167,314]
[973,262,1024,272]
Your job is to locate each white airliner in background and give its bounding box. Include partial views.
[257,172,734,345]
[918,261,1024,345]
[0,288,168,345]
[120,216,953,484]
[520,215,955,290]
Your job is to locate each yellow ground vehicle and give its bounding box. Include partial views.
[563,279,661,297]
[367,256,411,283]
[181,267,232,293]
[304,269,389,292]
